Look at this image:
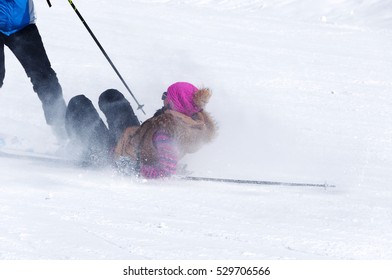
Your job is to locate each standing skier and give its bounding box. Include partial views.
[0,0,67,140]
[65,82,217,178]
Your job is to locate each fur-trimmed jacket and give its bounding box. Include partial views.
[114,89,217,177]
[115,109,216,163]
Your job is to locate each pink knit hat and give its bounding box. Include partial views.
[166,82,200,116]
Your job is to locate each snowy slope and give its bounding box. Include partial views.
[0,0,392,259]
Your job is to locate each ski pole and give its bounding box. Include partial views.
[47,0,52,7]
[66,0,146,115]
[182,176,335,188]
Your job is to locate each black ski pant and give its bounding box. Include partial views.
[0,24,66,126]
[65,89,140,163]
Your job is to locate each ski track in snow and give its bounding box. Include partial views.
[0,0,392,259]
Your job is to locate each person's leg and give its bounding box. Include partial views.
[66,95,111,164]
[5,24,67,128]
[98,89,140,143]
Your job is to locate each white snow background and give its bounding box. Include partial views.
[0,0,392,259]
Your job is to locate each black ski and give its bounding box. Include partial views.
[182,176,335,188]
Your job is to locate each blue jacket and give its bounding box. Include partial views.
[0,0,36,36]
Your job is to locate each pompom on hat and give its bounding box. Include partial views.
[165,82,211,117]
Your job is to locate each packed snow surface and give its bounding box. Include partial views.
[0,0,391,259]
